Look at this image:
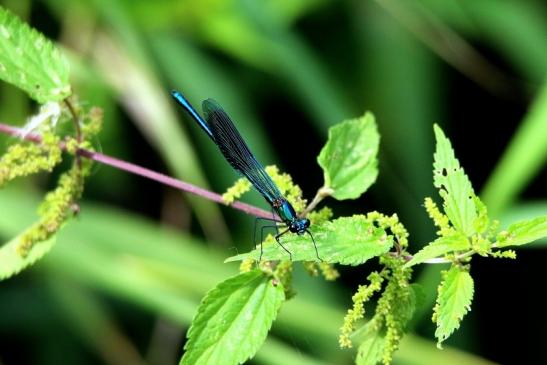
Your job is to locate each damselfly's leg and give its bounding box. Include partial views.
[253,216,281,249]
[306,230,322,262]
[258,225,278,261]
[271,210,280,235]
[274,228,293,261]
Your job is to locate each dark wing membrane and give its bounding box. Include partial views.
[203,99,282,203]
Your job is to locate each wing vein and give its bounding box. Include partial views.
[203,99,282,203]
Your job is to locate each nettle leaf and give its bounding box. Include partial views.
[434,266,474,347]
[497,216,547,247]
[411,283,426,309]
[433,125,478,236]
[393,284,418,326]
[0,234,55,280]
[318,113,379,200]
[404,232,470,268]
[0,6,70,103]
[180,270,284,365]
[472,196,489,234]
[356,321,386,365]
[225,215,392,265]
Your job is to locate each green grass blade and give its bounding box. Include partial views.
[79,0,229,242]
[481,82,547,215]
[354,1,438,243]
[458,0,547,82]
[149,33,275,204]
[396,334,499,365]
[47,279,145,365]
[240,0,355,129]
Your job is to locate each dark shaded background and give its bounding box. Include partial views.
[0,1,546,364]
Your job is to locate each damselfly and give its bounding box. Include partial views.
[171,90,321,261]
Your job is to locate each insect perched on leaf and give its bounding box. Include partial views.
[171,90,321,261]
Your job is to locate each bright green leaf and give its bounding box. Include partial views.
[496,216,547,247]
[393,284,418,327]
[472,196,489,234]
[0,233,55,280]
[434,266,474,347]
[180,270,284,365]
[356,321,386,365]
[0,6,70,103]
[225,215,392,265]
[433,125,478,236]
[404,232,470,268]
[318,113,379,200]
[410,283,426,309]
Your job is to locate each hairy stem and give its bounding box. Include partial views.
[301,186,333,217]
[64,98,82,143]
[392,249,476,264]
[0,122,273,220]
[64,98,82,168]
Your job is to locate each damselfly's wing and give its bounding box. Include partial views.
[203,99,282,204]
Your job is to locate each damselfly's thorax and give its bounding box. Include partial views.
[272,198,310,234]
[272,198,297,222]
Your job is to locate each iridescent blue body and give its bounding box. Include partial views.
[171,90,320,260]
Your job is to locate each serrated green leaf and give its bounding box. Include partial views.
[433,125,478,236]
[472,196,489,234]
[394,284,418,327]
[410,283,426,309]
[496,216,547,247]
[356,321,386,365]
[318,113,379,200]
[404,232,470,268]
[225,215,392,265]
[180,270,284,365]
[0,233,55,280]
[434,266,474,347]
[0,6,70,103]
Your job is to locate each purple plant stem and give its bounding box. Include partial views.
[0,123,273,220]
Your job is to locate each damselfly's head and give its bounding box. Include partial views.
[289,218,310,235]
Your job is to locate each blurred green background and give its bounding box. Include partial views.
[1,0,546,364]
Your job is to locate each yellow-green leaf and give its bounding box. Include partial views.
[434,266,474,347]
[433,125,478,236]
[225,215,392,265]
[318,113,379,200]
[497,216,547,247]
[0,234,55,280]
[0,6,70,103]
[180,270,284,365]
[356,321,386,365]
[404,232,470,268]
